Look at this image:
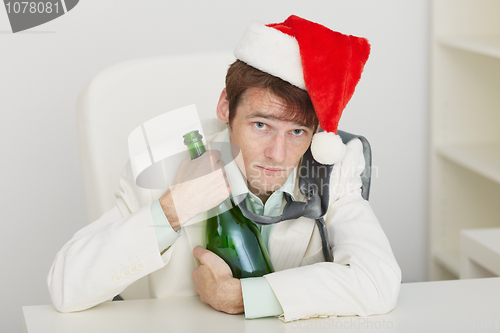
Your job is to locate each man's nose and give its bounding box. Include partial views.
[264,135,286,163]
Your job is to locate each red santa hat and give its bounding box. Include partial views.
[234,15,370,165]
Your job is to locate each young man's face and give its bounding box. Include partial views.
[217,87,314,202]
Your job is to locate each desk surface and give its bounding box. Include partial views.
[23,278,500,333]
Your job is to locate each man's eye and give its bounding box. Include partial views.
[293,129,304,136]
[254,122,266,129]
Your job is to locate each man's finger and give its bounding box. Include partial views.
[193,245,219,266]
[191,264,206,283]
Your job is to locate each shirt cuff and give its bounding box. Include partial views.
[150,199,181,254]
[240,277,283,319]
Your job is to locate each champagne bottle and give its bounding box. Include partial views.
[183,130,274,278]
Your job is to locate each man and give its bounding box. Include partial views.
[48,15,401,322]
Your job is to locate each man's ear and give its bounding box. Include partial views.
[216,88,230,124]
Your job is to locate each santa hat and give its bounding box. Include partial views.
[234,15,370,165]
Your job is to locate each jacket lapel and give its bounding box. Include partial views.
[268,187,316,271]
[269,215,315,271]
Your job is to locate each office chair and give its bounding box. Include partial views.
[337,130,372,201]
[76,52,372,301]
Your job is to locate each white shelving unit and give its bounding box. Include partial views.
[460,228,500,278]
[429,0,500,280]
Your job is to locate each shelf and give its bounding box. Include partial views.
[461,228,500,277]
[439,36,500,59]
[462,228,500,259]
[429,0,500,282]
[437,142,500,185]
[434,249,460,278]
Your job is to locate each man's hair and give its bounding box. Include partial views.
[225,60,318,130]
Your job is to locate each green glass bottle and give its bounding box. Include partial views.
[183,130,274,278]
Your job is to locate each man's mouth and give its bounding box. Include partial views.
[257,166,285,175]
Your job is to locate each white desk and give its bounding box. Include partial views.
[23,278,500,333]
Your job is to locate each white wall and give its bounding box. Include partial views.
[0,1,429,331]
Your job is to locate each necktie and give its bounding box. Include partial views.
[234,147,334,262]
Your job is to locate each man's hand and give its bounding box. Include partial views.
[192,246,244,315]
[159,150,231,231]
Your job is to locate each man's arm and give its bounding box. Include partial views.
[263,139,401,321]
[48,150,231,312]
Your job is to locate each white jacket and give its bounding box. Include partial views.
[48,124,401,322]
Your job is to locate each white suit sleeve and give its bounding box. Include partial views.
[264,139,402,322]
[47,164,177,312]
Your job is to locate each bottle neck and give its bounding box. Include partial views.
[187,141,206,159]
[183,130,206,160]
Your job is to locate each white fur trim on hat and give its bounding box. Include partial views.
[234,21,306,90]
[311,132,346,165]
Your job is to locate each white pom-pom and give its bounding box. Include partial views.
[311,132,346,165]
